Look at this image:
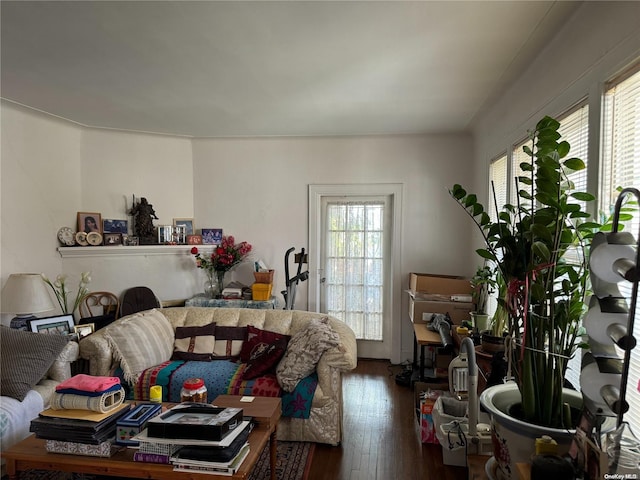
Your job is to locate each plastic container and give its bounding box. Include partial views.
[180,378,207,403]
[433,395,470,467]
[253,270,274,284]
[252,283,273,300]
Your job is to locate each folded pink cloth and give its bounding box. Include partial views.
[56,374,120,393]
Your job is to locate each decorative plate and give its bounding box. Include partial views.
[75,231,88,246]
[57,227,75,246]
[86,231,103,246]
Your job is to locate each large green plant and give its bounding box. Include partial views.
[450,116,599,428]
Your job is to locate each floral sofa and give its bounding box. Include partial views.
[78,307,357,445]
[0,327,78,475]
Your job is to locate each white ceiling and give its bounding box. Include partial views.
[1,1,581,138]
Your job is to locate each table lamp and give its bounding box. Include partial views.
[1,273,55,330]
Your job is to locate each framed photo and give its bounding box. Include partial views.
[103,232,122,246]
[173,218,194,236]
[77,212,102,235]
[74,323,95,338]
[202,228,223,245]
[28,314,75,335]
[103,219,128,234]
[187,234,203,245]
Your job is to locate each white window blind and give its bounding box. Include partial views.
[489,154,508,222]
[601,66,640,432]
[556,103,590,391]
[511,138,531,207]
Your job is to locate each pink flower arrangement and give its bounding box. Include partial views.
[191,235,252,273]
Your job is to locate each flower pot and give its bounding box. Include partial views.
[480,332,506,354]
[479,383,582,480]
[470,312,490,332]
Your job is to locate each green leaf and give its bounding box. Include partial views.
[476,249,496,261]
[557,141,570,158]
[563,157,585,171]
[463,194,477,207]
[571,192,595,201]
[532,241,551,261]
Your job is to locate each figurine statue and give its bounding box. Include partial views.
[128,196,158,242]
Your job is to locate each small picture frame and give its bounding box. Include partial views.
[202,228,223,245]
[103,233,122,246]
[77,212,102,235]
[74,323,95,338]
[158,225,174,244]
[173,218,194,236]
[187,234,203,245]
[103,219,128,234]
[28,314,75,335]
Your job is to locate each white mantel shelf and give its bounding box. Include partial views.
[57,245,212,258]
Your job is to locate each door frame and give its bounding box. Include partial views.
[309,183,403,363]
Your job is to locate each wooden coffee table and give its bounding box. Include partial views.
[2,396,281,480]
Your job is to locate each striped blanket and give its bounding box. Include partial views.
[131,360,317,419]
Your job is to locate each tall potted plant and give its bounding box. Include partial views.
[450,116,601,477]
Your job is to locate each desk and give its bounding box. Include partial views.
[185,294,278,309]
[412,323,444,381]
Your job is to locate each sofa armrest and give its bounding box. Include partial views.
[78,330,115,376]
[46,341,79,382]
[321,317,358,371]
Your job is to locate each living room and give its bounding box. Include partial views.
[3,2,639,363]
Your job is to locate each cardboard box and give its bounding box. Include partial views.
[408,292,474,325]
[414,381,449,416]
[409,273,472,296]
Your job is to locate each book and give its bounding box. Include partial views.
[172,443,250,475]
[134,419,253,447]
[45,438,118,457]
[133,451,171,464]
[31,405,131,444]
[170,422,251,464]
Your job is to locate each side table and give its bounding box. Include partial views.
[185,294,278,309]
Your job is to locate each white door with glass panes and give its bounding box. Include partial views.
[309,184,401,360]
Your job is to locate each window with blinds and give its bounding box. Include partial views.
[601,65,640,432]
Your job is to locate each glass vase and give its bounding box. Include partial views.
[215,270,226,297]
[203,271,217,298]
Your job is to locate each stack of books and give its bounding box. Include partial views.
[30,374,130,457]
[30,403,131,457]
[132,403,253,475]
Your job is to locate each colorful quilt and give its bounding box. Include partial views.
[132,360,317,419]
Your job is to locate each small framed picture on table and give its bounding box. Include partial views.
[28,314,75,335]
[103,233,122,246]
[173,218,194,236]
[74,323,95,339]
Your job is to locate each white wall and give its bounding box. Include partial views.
[192,134,475,362]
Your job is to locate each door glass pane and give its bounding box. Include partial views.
[325,201,384,340]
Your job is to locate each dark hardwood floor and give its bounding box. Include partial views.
[307,359,468,480]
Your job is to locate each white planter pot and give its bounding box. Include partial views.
[479,383,582,480]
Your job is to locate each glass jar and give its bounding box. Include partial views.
[180,377,207,403]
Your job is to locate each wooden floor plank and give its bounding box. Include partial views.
[307,359,468,480]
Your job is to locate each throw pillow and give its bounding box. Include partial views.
[212,326,247,359]
[172,324,217,361]
[276,317,340,392]
[104,309,174,384]
[0,326,69,401]
[240,326,290,380]
[240,325,289,363]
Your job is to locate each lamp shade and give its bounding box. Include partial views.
[1,273,55,315]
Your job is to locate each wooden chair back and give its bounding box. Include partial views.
[81,291,120,319]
